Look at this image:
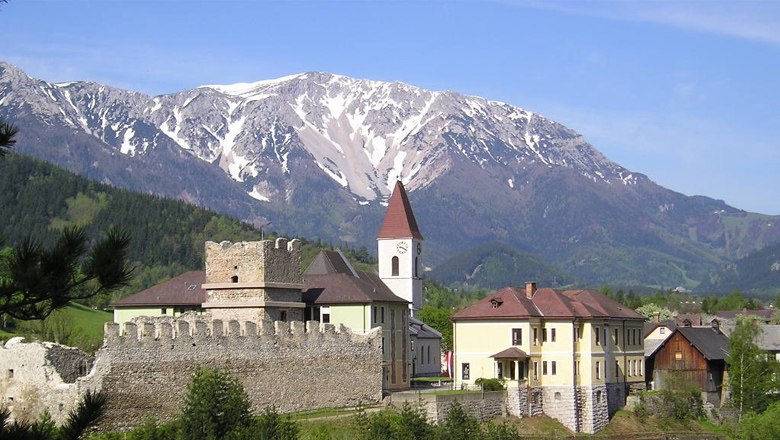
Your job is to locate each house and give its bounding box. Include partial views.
[112,271,206,323]
[451,282,645,433]
[302,249,411,390]
[715,308,774,324]
[650,327,729,406]
[409,316,442,377]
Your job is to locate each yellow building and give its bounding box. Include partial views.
[452,282,645,433]
[302,250,410,391]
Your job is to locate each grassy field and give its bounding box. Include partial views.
[0,302,112,352]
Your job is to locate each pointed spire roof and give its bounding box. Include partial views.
[377,181,424,240]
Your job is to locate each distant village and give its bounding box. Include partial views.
[1,181,778,434]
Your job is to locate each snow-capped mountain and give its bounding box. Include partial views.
[2,61,779,287]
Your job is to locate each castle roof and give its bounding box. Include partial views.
[376,181,423,240]
[112,271,206,308]
[302,250,408,305]
[451,286,644,321]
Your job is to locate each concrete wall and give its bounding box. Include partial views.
[0,316,383,431]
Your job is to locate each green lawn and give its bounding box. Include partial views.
[0,303,113,352]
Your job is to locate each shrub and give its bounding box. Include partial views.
[179,367,252,440]
[474,377,505,391]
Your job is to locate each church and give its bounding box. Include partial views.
[112,181,442,391]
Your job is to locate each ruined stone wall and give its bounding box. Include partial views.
[0,316,382,432]
[0,338,96,425]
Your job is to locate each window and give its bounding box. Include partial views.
[554,392,561,401]
[596,361,601,379]
[381,307,385,324]
[533,362,539,380]
[551,361,557,375]
[427,346,431,364]
[321,312,330,324]
[675,351,683,360]
[6,369,13,379]
[551,328,556,342]
[604,329,608,346]
[280,310,288,322]
[512,328,522,345]
[542,328,548,342]
[660,327,666,334]
[415,257,419,277]
[391,256,399,276]
[543,361,548,375]
[462,363,470,380]
[614,328,619,345]
[231,275,239,283]
[161,308,167,315]
[533,328,538,346]
[373,306,378,324]
[595,327,600,345]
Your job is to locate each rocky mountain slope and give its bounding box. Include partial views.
[2,61,779,287]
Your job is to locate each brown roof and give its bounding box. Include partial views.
[452,286,644,321]
[302,250,408,305]
[451,287,543,320]
[376,181,423,240]
[490,347,528,359]
[112,271,206,308]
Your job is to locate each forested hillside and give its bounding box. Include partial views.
[697,242,780,296]
[0,154,372,307]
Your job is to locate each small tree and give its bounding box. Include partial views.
[438,401,480,440]
[180,367,252,440]
[727,317,779,420]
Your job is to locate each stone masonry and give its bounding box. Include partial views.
[203,238,305,322]
[0,317,383,431]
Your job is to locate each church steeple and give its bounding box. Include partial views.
[377,181,424,240]
[377,181,424,314]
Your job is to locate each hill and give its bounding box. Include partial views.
[0,153,372,307]
[428,242,575,290]
[697,242,780,296]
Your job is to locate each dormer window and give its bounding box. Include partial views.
[490,298,503,309]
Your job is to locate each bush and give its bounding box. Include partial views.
[474,378,505,391]
[180,367,252,440]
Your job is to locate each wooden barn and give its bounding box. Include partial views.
[649,327,729,406]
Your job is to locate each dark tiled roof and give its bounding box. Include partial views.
[490,347,528,359]
[410,316,443,339]
[304,250,357,276]
[377,181,423,240]
[756,325,780,352]
[676,327,729,361]
[112,271,206,308]
[452,286,644,321]
[715,309,774,321]
[451,287,543,320]
[302,251,407,305]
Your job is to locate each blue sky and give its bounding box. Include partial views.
[3,0,779,214]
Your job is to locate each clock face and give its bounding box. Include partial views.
[417,242,422,255]
[396,242,408,254]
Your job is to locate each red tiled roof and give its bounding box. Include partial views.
[451,287,543,320]
[112,271,206,308]
[451,286,644,321]
[376,181,423,240]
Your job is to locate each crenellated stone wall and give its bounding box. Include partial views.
[0,316,382,431]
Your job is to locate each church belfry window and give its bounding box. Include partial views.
[391,256,399,276]
[414,257,419,277]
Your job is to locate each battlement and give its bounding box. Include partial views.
[204,238,302,286]
[104,316,377,348]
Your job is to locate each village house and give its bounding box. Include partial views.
[451,283,645,433]
[648,326,729,406]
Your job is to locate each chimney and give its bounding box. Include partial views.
[525,282,537,299]
[653,313,660,323]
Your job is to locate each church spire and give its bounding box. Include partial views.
[377,181,424,240]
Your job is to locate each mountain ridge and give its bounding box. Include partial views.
[2,61,779,288]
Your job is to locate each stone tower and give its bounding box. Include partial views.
[377,181,424,315]
[201,238,305,322]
